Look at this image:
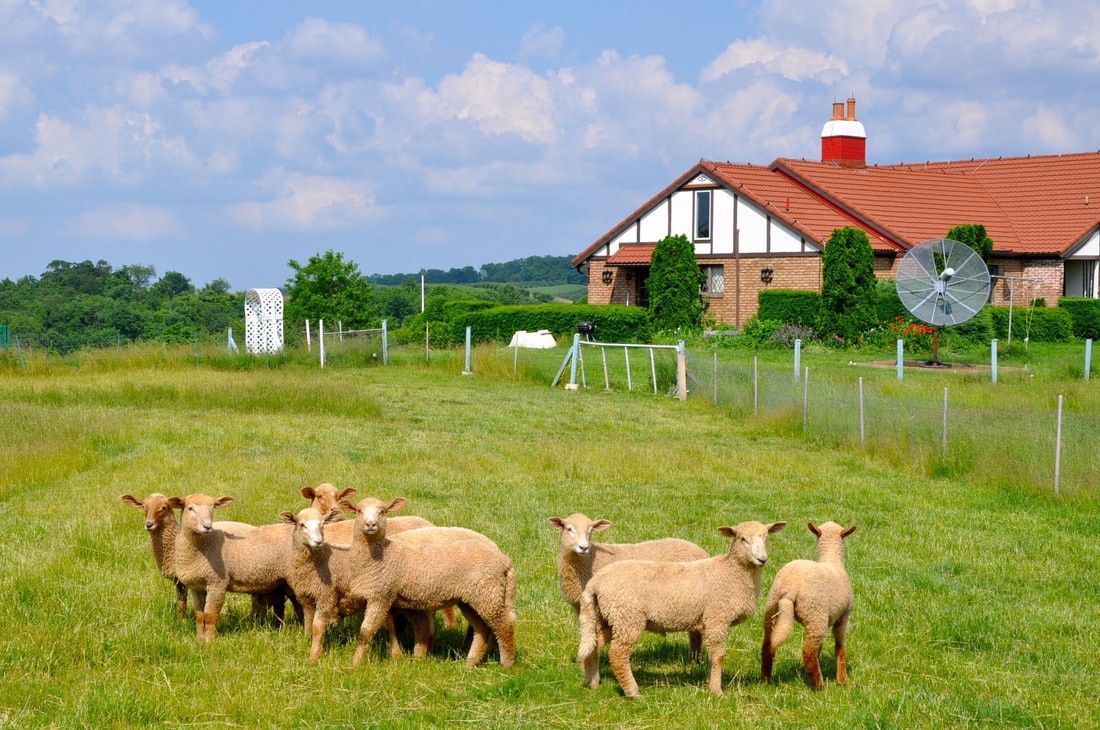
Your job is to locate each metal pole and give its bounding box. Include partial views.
[421,273,425,313]
[566,333,581,390]
[624,347,632,392]
[305,320,311,352]
[1007,280,1014,345]
[649,347,657,395]
[676,340,687,401]
[753,355,759,415]
[802,367,809,431]
[942,387,949,460]
[1054,394,1064,495]
[338,320,343,341]
[463,326,472,375]
[1085,339,1093,381]
[991,339,998,384]
[381,320,388,365]
[425,322,429,364]
[319,318,326,368]
[513,340,519,376]
[601,346,610,390]
[794,339,801,381]
[897,339,904,380]
[713,352,719,406]
[858,376,865,449]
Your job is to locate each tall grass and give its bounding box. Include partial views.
[0,343,1097,727]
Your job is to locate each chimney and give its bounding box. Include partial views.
[821,97,867,168]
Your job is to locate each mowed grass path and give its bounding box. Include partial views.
[0,362,1096,728]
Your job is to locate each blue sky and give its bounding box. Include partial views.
[1,0,1098,291]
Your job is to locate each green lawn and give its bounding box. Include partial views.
[0,349,1096,728]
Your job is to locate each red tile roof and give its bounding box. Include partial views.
[573,151,1100,267]
[606,243,656,265]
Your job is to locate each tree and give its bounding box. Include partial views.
[647,234,705,332]
[285,250,378,327]
[946,223,994,261]
[152,271,194,298]
[817,227,878,343]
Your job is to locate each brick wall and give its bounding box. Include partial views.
[990,257,1064,306]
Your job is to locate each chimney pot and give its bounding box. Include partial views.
[846,97,857,120]
[832,101,844,119]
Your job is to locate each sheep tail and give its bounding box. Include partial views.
[577,587,600,663]
[505,565,517,627]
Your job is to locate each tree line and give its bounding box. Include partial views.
[366,255,584,286]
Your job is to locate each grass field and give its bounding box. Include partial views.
[1,345,1097,728]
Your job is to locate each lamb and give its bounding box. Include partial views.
[549,512,710,660]
[120,493,289,623]
[339,496,517,668]
[168,493,300,642]
[280,507,429,662]
[761,521,857,691]
[577,520,786,698]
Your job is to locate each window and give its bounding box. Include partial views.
[695,190,711,240]
[700,265,725,296]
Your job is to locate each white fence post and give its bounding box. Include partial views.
[794,339,802,381]
[802,367,809,431]
[713,352,718,406]
[305,320,311,352]
[624,347,633,392]
[753,356,759,415]
[1085,339,1093,381]
[1054,394,1064,495]
[602,346,610,390]
[319,319,326,368]
[676,340,687,401]
[463,326,472,375]
[991,339,998,383]
[381,320,388,365]
[858,376,865,449]
[897,339,904,380]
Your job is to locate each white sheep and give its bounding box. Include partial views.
[549,512,710,660]
[340,496,517,668]
[577,520,786,698]
[279,507,428,662]
[761,521,856,690]
[168,493,300,642]
[121,493,288,623]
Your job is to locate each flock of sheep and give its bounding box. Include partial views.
[122,484,856,698]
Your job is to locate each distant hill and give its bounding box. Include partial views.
[367,255,584,287]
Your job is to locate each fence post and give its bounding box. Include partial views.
[319,319,326,368]
[858,376,865,449]
[753,355,759,415]
[794,339,802,381]
[566,333,581,390]
[802,367,809,431]
[676,340,687,401]
[897,339,904,380]
[338,320,344,341]
[991,339,998,383]
[513,340,519,376]
[601,346,610,390]
[624,347,633,392]
[463,326,472,375]
[425,322,430,364]
[1054,394,1063,495]
[942,387,949,460]
[1085,339,1093,381]
[649,348,657,395]
[381,320,388,365]
[306,320,311,352]
[713,352,718,406]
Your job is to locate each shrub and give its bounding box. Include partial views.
[757,289,820,326]
[738,316,782,347]
[1058,297,1100,339]
[875,279,908,323]
[942,308,995,346]
[770,322,818,348]
[464,304,651,344]
[989,306,1072,342]
[817,227,877,343]
[647,234,705,332]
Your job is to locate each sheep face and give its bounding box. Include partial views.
[718,521,786,566]
[121,493,174,532]
[345,497,407,538]
[170,494,235,535]
[281,508,344,549]
[302,484,357,515]
[548,513,611,555]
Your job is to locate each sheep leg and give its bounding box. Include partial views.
[441,606,459,630]
[199,587,227,643]
[404,610,433,658]
[190,588,208,642]
[352,602,392,667]
[761,597,794,683]
[308,612,328,663]
[801,622,827,691]
[385,612,403,659]
[458,605,492,667]
[833,613,850,685]
[581,629,602,689]
[608,630,642,699]
[688,630,703,663]
[483,608,516,668]
[704,628,728,697]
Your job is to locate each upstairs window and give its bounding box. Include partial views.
[695,190,711,240]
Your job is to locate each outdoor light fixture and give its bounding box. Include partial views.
[760,267,774,284]
[601,269,614,284]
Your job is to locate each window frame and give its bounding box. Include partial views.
[694,190,712,241]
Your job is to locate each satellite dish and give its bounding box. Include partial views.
[896,238,990,326]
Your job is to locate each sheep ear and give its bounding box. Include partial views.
[338,499,357,514]
[301,487,316,499]
[842,525,857,538]
[279,511,297,525]
[807,522,820,536]
[768,522,787,534]
[167,497,184,510]
[548,517,565,530]
[324,509,344,524]
[717,526,737,538]
[214,496,235,509]
[386,497,407,513]
[591,520,611,532]
[121,495,143,508]
[337,488,358,500]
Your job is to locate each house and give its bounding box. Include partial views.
[571,98,1100,327]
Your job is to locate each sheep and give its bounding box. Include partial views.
[279,507,429,662]
[339,496,516,668]
[120,493,289,623]
[761,521,857,691]
[168,493,300,642]
[577,520,786,698]
[301,483,458,631]
[548,513,710,660]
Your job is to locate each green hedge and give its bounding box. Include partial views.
[1057,297,1100,339]
[875,279,909,324]
[757,289,820,326]
[989,306,1072,342]
[463,304,651,344]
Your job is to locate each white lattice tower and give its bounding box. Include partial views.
[245,288,284,354]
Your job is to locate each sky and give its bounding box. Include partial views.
[1,0,1099,291]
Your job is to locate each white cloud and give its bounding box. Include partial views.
[226,172,383,231]
[436,53,558,144]
[284,17,384,66]
[1021,105,1080,151]
[700,38,849,83]
[73,202,184,240]
[519,25,565,61]
[162,41,270,95]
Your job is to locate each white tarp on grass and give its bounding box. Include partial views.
[508,330,557,349]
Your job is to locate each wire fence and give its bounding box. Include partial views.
[685,351,1099,494]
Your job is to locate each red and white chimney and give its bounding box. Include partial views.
[821,97,866,168]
